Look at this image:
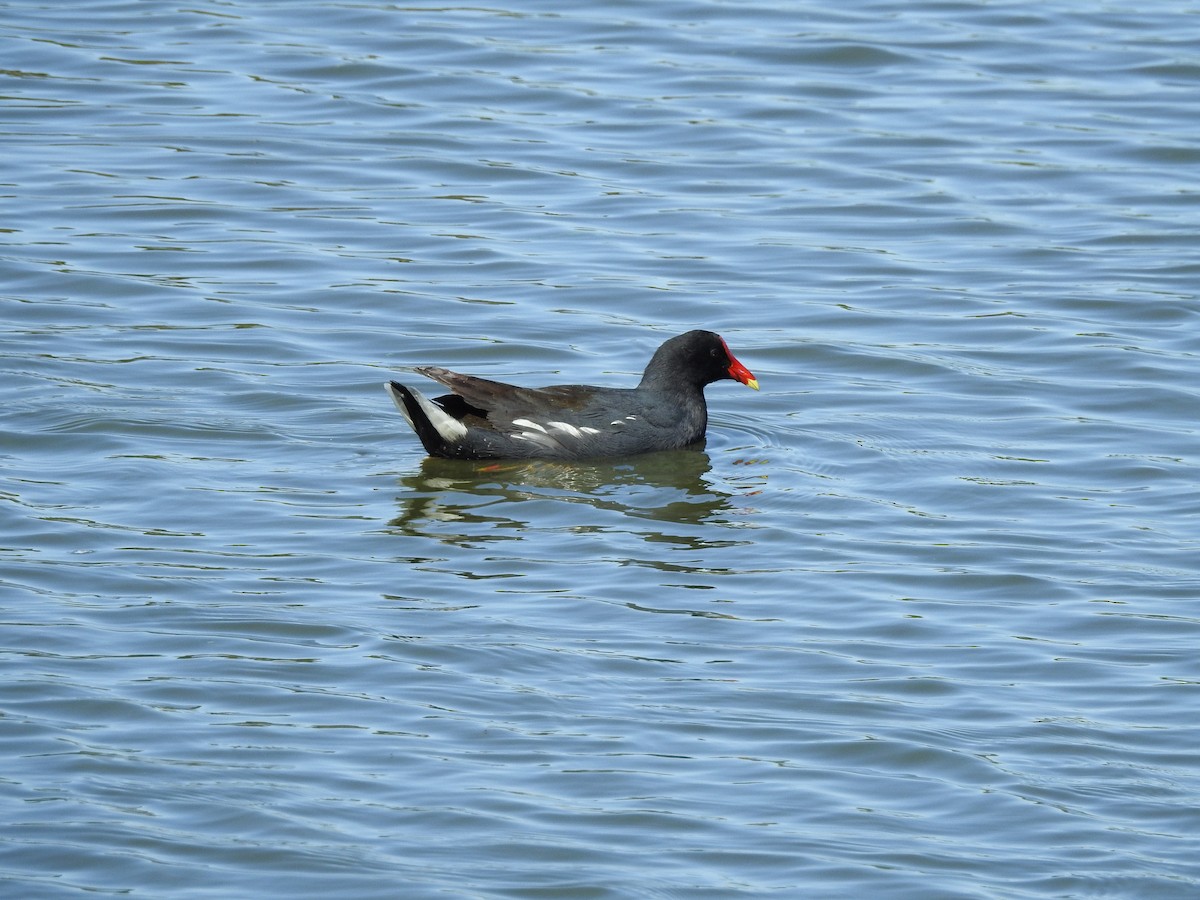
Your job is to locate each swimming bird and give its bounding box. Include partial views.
[385,329,758,460]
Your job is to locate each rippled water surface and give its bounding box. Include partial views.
[3,1,1200,897]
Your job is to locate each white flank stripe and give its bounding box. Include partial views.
[512,418,547,433]
[548,421,583,439]
[514,430,558,449]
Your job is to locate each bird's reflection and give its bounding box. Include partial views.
[386,448,752,544]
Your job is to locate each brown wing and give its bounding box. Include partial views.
[415,366,603,423]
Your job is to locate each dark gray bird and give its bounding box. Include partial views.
[385,330,759,460]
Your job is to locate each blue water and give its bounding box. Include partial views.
[3,1,1200,897]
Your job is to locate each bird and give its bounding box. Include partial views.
[385,329,758,460]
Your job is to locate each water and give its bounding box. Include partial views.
[3,1,1200,897]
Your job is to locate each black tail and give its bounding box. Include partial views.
[386,381,449,456]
